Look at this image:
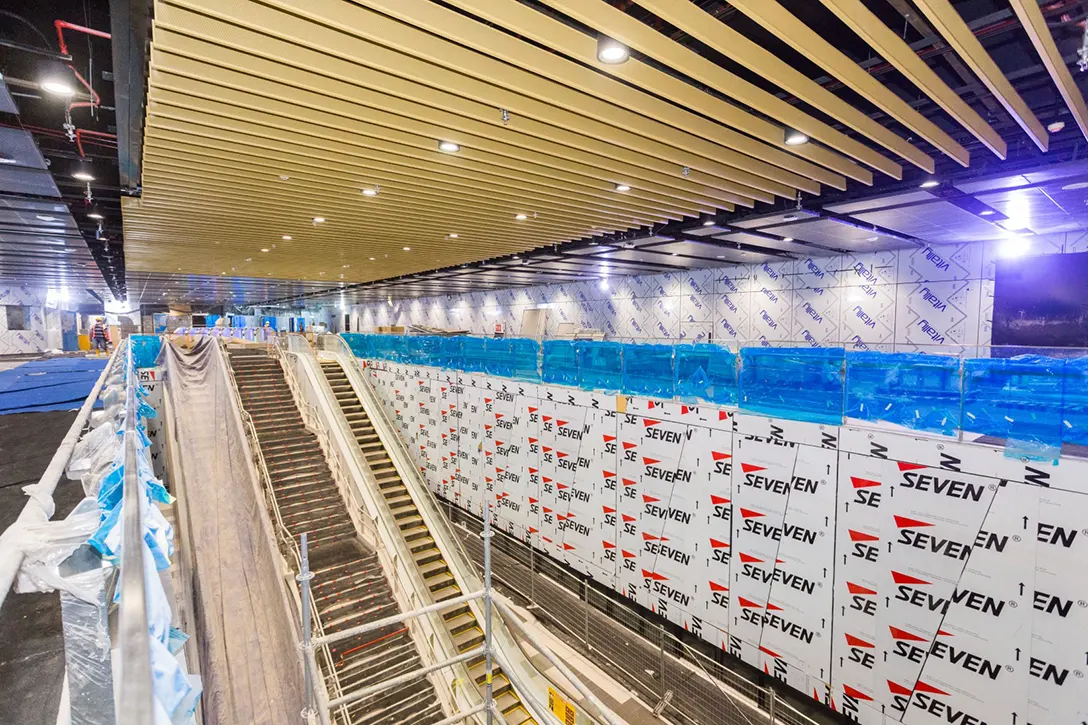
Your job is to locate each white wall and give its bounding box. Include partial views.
[0,284,64,355]
[352,232,1088,354]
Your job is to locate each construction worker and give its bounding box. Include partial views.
[90,317,110,353]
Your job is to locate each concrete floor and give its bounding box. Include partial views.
[0,410,86,725]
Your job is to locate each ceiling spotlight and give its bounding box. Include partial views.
[369,257,376,260]
[614,183,631,192]
[0,155,17,165]
[403,246,411,251]
[782,237,794,243]
[40,79,75,96]
[36,215,58,222]
[342,264,350,268]
[784,130,809,146]
[73,171,95,181]
[361,188,378,196]
[515,213,528,220]
[980,209,995,216]
[866,236,879,242]
[1047,120,1066,133]
[438,140,461,153]
[448,233,459,239]
[313,217,325,224]
[87,210,103,220]
[279,174,290,180]
[703,220,715,227]
[596,34,629,64]
[261,248,270,252]
[920,179,940,189]
[512,254,520,260]
[998,236,1031,259]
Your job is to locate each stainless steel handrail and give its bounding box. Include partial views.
[117,339,155,722]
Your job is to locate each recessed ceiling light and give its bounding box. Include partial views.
[596,34,629,64]
[1061,181,1088,191]
[866,236,879,242]
[920,179,940,189]
[261,248,270,252]
[342,264,350,268]
[980,209,995,216]
[515,213,528,220]
[87,212,103,220]
[614,183,631,192]
[245,257,252,261]
[0,156,17,165]
[448,233,459,239]
[671,252,679,256]
[716,255,725,259]
[369,257,376,261]
[73,171,95,181]
[438,140,461,153]
[361,188,378,196]
[403,246,411,251]
[36,215,58,222]
[41,79,75,96]
[782,237,794,242]
[784,130,809,146]
[703,220,715,227]
[279,174,290,180]
[313,217,325,224]
[281,235,292,241]
[1048,120,1066,133]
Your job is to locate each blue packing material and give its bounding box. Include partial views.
[130,335,163,368]
[341,333,373,359]
[962,355,1067,457]
[439,336,463,369]
[845,352,961,436]
[485,338,515,377]
[461,337,488,373]
[739,346,845,424]
[542,340,578,386]
[622,343,675,398]
[578,341,623,392]
[1061,357,1088,446]
[0,356,108,414]
[674,343,736,405]
[510,338,541,381]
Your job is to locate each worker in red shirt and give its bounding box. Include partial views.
[90,317,110,353]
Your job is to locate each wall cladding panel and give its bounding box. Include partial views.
[363,358,1088,725]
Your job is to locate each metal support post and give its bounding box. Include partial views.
[529,542,535,603]
[298,532,317,722]
[482,505,495,725]
[659,624,667,698]
[582,583,590,652]
[768,688,776,724]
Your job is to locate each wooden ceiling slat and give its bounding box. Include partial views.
[911,0,1047,152]
[818,0,1007,159]
[1008,0,1088,143]
[537,0,903,179]
[722,0,972,166]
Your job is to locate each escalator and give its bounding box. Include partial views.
[319,358,537,725]
[226,348,447,725]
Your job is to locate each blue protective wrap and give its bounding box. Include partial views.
[542,340,578,386]
[130,335,162,369]
[845,352,961,436]
[578,341,623,392]
[739,346,845,424]
[341,333,373,359]
[461,336,488,373]
[510,338,541,382]
[623,343,675,398]
[484,338,515,378]
[439,336,463,370]
[963,355,1068,457]
[674,343,736,405]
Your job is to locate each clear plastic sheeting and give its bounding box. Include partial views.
[509,338,541,382]
[578,341,622,392]
[674,343,736,405]
[158,339,306,725]
[623,343,674,398]
[739,347,845,425]
[7,496,103,602]
[542,339,578,386]
[845,352,961,436]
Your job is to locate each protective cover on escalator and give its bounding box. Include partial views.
[158,339,305,725]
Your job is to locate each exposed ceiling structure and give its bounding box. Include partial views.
[119,0,1088,307]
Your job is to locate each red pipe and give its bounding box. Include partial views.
[75,128,118,159]
[53,20,111,112]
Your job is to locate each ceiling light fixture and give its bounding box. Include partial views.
[448,233,459,239]
[920,179,940,189]
[361,188,378,196]
[980,210,996,216]
[0,155,17,165]
[515,213,528,220]
[784,130,809,146]
[1047,120,1066,133]
[1061,181,1088,191]
[438,140,461,153]
[782,237,794,243]
[73,171,94,182]
[596,34,629,64]
[279,174,290,180]
[614,183,630,192]
[997,236,1031,259]
[87,212,103,220]
[36,215,58,222]
[369,257,376,261]
[313,217,325,224]
[261,248,270,252]
[866,236,880,242]
[403,246,411,251]
[703,220,715,227]
[40,79,75,96]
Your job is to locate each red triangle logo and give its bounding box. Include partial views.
[558,483,569,490]
[894,515,933,529]
[622,441,637,450]
[681,405,692,414]
[557,420,568,427]
[484,398,492,404]
[603,434,616,443]
[845,633,874,648]
[528,467,538,474]
[542,476,552,483]
[622,478,638,487]
[602,541,616,549]
[842,685,872,701]
[891,571,930,585]
[759,645,782,658]
[849,529,879,542]
[648,401,656,409]
[622,514,636,523]
[897,461,928,471]
[495,413,504,419]
[738,597,762,608]
[766,602,784,611]
[709,581,728,592]
[711,495,731,505]
[937,630,953,637]
[529,527,538,534]
[602,505,616,514]
[563,543,575,550]
[740,507,764,518]
[642,495,660,503]
[528,437,538,444]
[719,411,729,421]
[542,506,552,513]
[642,532,659,541]
[890,626,927,642]
[542,415,552,422]
[914,681,949,697]
[603,470,616,479]
[712,451,731,461]
[738,552,763,563]
[622,550,636,558]
[709,538,729,548]
[851,476,881,489]
[528,406,538,413]
[643,456,661,465]
[887,681,913,696]
[741,463,766,473]
[847,582,876,595]
[528,497,538,504]
[556,451,568,458]
[643,419,660,427]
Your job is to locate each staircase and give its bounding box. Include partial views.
[227,348,446,725]
[320,359,537,725]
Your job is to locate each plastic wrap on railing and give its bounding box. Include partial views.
[416,336,444,367]
[439,336,463,370]
[509,338,541,382]
[622,343,674,398]
[845,352,961,436]
[578,341,623,392]
[674,343,736,405]
[484,338,515,378]
[130,335,162,369]
[962,355,1074,459]
[461,336,488,373]
[542,340,578,386]
[739,347,845,424]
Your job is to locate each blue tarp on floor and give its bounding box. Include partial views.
[0,357,108,414]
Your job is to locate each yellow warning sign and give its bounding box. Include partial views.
[547,686,578,725]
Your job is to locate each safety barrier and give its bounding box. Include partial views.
[343,333,1088,456]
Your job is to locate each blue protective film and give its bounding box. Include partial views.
[130,335,163,368]
[510,338,541,382]
[739,346,845,424]
[622,343,675,398]
[341,333,372,359]
[439,336,463,369]
[485,338,515,378]
[963,355,1065,459]
[1061,357,1088,446]
[461,337,488,373]
[578,341,623,392]
[845,351,961,436]
[542,340,578,386]
[675,343,737,405]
